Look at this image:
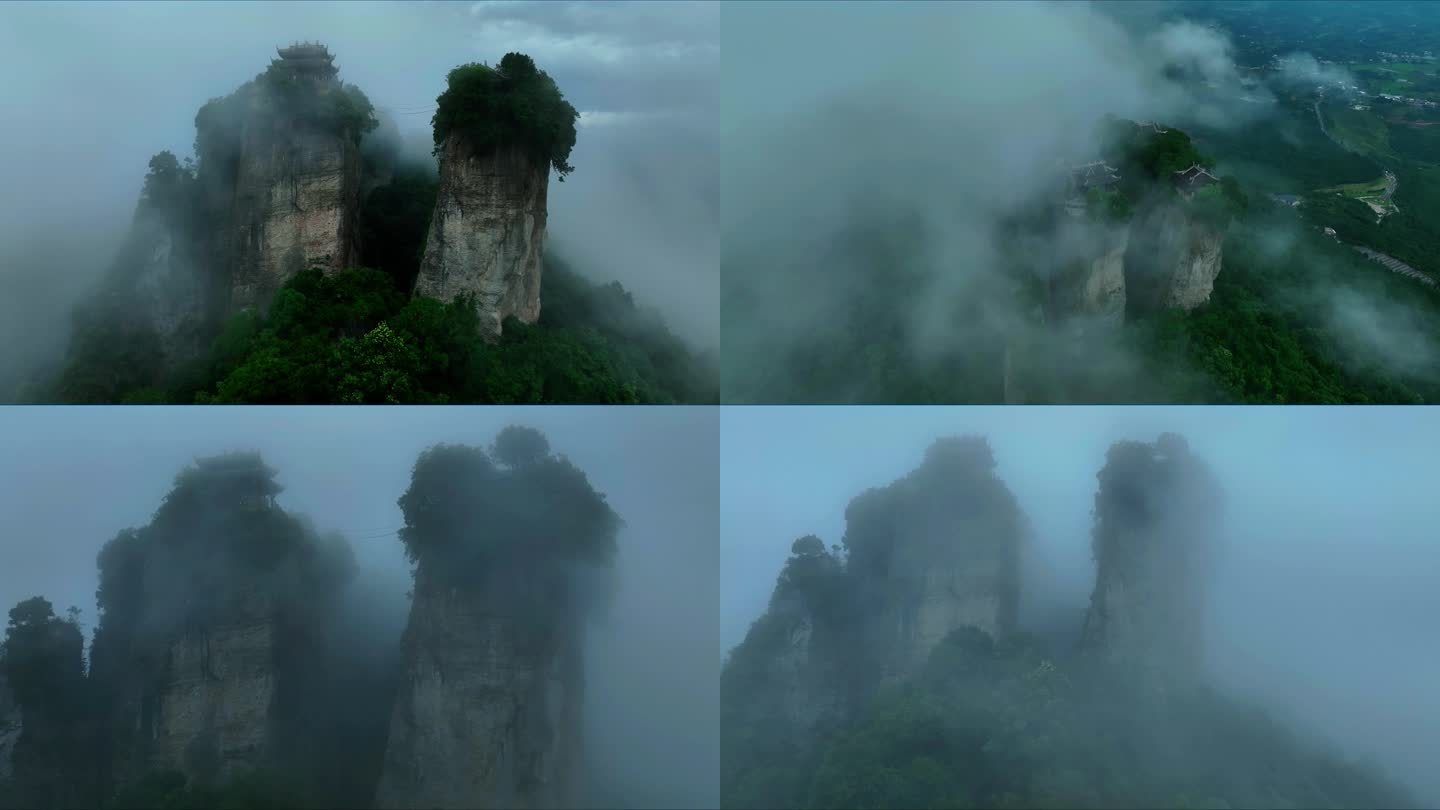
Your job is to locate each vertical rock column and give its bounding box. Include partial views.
[228,114,363,314]
[145,588,279,785]
[374,564,583,810]
[413,138,550,340]
[1081,435,1220,675]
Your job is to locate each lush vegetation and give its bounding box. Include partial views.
[1132,204,1440,404]
[1084,187,1133,224]
[190,55,377,194]
[52,165,714,405]
[0,434,624,810]
[0,599,92,810]
[91,453,355,625]
[41,48,705,406]
[1,453,403,809]
[1107,122,1212,187]
[159,259,711,405]
[723,438,1028,808]
[257,60,377,139]
[724,111,1440,404]
[431,52,579,178]
[397,430,620,580]
[722,434,1416,810]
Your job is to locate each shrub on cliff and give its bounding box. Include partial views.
[431,52,579,178]
[258,61,378,139]
[51,314,168,405]
[1130,209,1440,404]
[90,453,356,652]
[397,432,619,605]
[1122,127,1211,181]
[1086,187,1134,224]
[1,599,85,719]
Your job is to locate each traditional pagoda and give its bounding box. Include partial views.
[1069,160,1121,193]
[276,41,339,81]
[1172,164,1219,199]
[1062,160,1121,216]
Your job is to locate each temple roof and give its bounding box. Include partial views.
[1173,164,1219,191]
[277,42,338,76]
[1070,160,1121,189]
[278,41,334,60]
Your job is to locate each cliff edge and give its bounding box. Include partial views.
[227,44,367,313]
[374,564,583,810]
[412,138,548,339]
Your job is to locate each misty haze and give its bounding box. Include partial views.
[0,406,719,809]
[721,406,1440,808]
[721,1,1440,404]
[0,1,718,405]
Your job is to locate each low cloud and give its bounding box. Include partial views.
[721,1,1274,401]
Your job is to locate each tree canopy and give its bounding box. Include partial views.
[431,53,579,178]
[397,429,620,576]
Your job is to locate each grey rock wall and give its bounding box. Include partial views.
[413,138,549,339]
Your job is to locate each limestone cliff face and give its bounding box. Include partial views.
[375,564,582,810]
[228,111,363,313]
[752,571,853,751]
[125,206,210,367]
[766,615,846,737]
[141,587,278,784]
[845,440,1023,683]
[1081,436,1220,675]
[873,517,1019,681]
[129,213,204,342]
[76,197,211,375]
[413,138,549,339]
[1083,538,1208,679]
[1050,226,1130,329]
[1127,204,1224,313]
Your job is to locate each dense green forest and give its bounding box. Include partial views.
[38,49,713,406]
[430,52,579,177]
[801,630,1412,810]
[54,255,714,405]
[721,435,1416,810]
[722,112,1440,404]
